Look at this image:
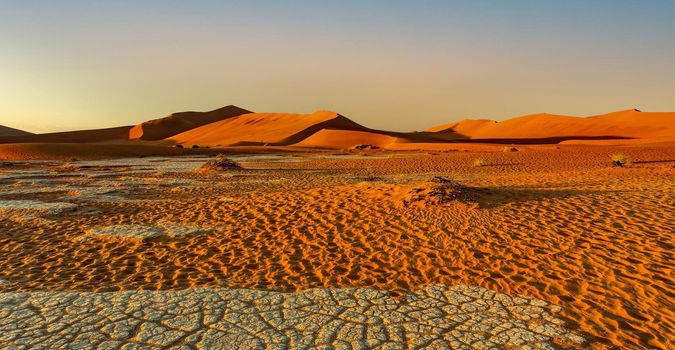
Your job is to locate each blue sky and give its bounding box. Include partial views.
[1,0,674,132]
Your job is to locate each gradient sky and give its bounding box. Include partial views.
[1,0,675,133]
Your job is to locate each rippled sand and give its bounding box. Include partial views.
[0,143,673,349]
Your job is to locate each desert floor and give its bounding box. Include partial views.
[0,143,673,349]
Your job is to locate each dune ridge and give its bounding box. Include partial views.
[167,110,396,147]
[0,126,133,144]
[129,105,251,140]
[167,109,463,148]
[1,107,674,158]
[429,109,675,140]
[0,125,33,137]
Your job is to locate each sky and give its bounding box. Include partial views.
[1,0,675,133]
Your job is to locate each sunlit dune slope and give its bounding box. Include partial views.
[426,119,496,134]
[429,109,675,140]
[295,129,400,148]
[0,126,133,144]
[0,125,33,137]
[129,105,251,140]
[168,111,376,146]
[169,110,462,148]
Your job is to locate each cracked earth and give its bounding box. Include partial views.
[0,285,583,349]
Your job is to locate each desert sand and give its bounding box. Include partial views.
[0,141,673,349]
[0,107,674,349]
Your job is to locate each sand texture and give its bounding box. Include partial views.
[0,143,673,349]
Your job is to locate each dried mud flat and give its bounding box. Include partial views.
[1,144,674,349]
[1,285,582,349]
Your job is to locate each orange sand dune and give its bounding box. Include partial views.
[296,129,400,148]
[168,110,374,146]
[3,108,673,153]
[0,126,133,144]
[426,119,496,134]
[296,129,468,149]
[0,125,33,137]
[129,105,251,140]
[429,109,675,141]
[169,110,461,148]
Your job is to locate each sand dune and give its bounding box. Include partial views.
[0,125,32,137]
[169,110,374,147]
[0,105,250,145]
[427,119,496,134]
[1,108,673,157]
[168,110,462,149]
[295,129,399,148]
[0,126,132,144]
[129,105,251,140]
[429,109,675,141]
[169,107,674,149]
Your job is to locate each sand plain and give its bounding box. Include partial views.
[0,143,673,349]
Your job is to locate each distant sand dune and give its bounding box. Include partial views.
[0,125,32,137]
[0,126,132,144]
[1,107,673,158]
[428,109,675,140]
[296,129,400,148]
[168,111,374,147]
[129,105,251,140]
[168,110,462,149]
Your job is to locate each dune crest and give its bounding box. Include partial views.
[429,109,675,140]
[168,110,372,146]
[296,129,399,148]
[0,126,133,145]
[1,107,674,156]
[0,125,32,137]
[128,105,251,140]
